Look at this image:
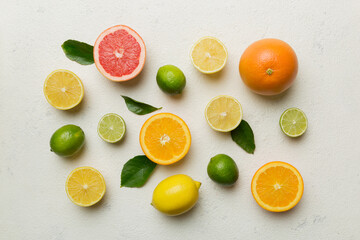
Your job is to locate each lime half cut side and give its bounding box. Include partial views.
[97,113,126,143]
[280,108,308,137]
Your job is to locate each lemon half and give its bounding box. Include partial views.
[205,95,243,132]
[65,167,106,207]
[43,69,84,110]
[190,37,228,74]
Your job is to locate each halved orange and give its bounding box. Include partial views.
[251,161,304,212]
[139,113,191,165]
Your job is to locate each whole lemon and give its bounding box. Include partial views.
[151,174,201,216]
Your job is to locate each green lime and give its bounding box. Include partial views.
[50,124,85,157]
[280,108,308,137]
[207,154,239,186]
[156,65,186,94]
[97,113,126,143]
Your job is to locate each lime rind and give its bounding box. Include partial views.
[156,65,186,94]
[97,113,126,143]
[280,108,308,137]
[207,154,239,185]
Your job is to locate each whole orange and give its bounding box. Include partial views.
[239,39,298,96]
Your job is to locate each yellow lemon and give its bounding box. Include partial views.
[65,167,106,207]
[190,37,228,74]
[205,95,243,132]
[151,174,201,216]
[43,69,84,110]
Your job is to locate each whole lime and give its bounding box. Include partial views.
[156,65,186,94]
[207,154,239,186]
[50,124,85,157]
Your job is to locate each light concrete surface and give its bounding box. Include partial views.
[1,0,360,239]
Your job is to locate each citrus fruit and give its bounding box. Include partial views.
[190,37,228,74]
[50,124,85,157]
[93,25,146,82]
[205,95,243,132]
[156,65,186,94]
[280,108,308,137]
[251,161,304,212]
[43,69,84,110]
[97,113,126,143]
[207,154,239,186]
[239,38,298,96]
[139,113,191,165]
[151,174,201,216]
[65,167,106,207]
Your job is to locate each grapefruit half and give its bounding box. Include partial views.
[94,25,146,82]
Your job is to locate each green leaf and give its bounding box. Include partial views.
[61,40,94,65]
[121,155,157,188]
[231,120,255,154]
[121,96,162,115]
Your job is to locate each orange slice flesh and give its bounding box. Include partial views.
[140,113,191,165]
[251,161,304,212]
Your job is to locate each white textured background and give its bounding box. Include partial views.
[1,0,360,239]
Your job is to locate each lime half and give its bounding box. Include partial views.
[280,108,308,137]
[98,113,126,143]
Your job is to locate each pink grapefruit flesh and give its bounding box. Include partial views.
[94,25,146,82]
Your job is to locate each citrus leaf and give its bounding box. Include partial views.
[61,40,94,65]
[121,155,157,188]
[121,96,162,115]
[231,120,255,154]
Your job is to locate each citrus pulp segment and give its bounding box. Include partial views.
[65,167,106,207]
[251,161,304,212]
[97,113,126,143]
[43,69,84,110]
[93,25,146,81]
[280,108,308,137]
[190,37,228,74]
[139,113,191,165]
[205,95,243,132]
